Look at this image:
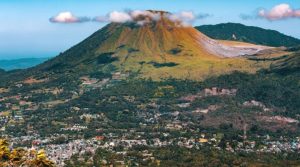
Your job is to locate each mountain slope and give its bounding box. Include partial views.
[270,52,300,74]
[195,23,300,47]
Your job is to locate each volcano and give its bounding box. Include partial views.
[95,11,269,58]
[30,10,287,80]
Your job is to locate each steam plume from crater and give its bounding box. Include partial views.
[94,10,198,26]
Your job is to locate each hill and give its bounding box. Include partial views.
[0,57,49,71]
[195,23,300,47]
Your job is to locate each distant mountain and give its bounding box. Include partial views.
[195,23,300,47]
[0,57,49,71]
[0,68,5,74]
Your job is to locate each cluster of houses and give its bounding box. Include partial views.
[80,72,129,91]
[0,93,39,131]
[2,112,300,167]
[79,113,102,120]
[61,124,88,131]
[181,87,237,102]
[262,116,299,124]
[24,133,300,166]
[80,77,110,89]
[243,100,271,112]
[192,105,220,114]
[44,139,101,166]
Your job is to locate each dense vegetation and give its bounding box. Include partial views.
[65,146,300,167]
[96,52,118,64]
[203,72,300,118]
[148,61,179,68]
[196,23,300,47]
[271,53,300,74]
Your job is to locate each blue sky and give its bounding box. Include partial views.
[0,0,300,59]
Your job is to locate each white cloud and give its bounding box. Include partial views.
[93,10,161,25]
[49,12,89,23]
[130,10,161,25]
[52,10,210,26]
[131,10,158,20]
[179,11,196,21]
[259,3,300,20]
[168,11,197,26]
[108,11,132,23]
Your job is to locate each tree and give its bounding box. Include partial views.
[0,139,55,167]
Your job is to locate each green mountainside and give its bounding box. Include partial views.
[196,23,300,47]
[271,52,300,74]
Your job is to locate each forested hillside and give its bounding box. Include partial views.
[196,23,300,47]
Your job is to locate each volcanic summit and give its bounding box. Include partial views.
[35,10,284,80]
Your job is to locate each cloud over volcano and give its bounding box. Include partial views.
[50,10,209,26]
[93,10,207,26]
